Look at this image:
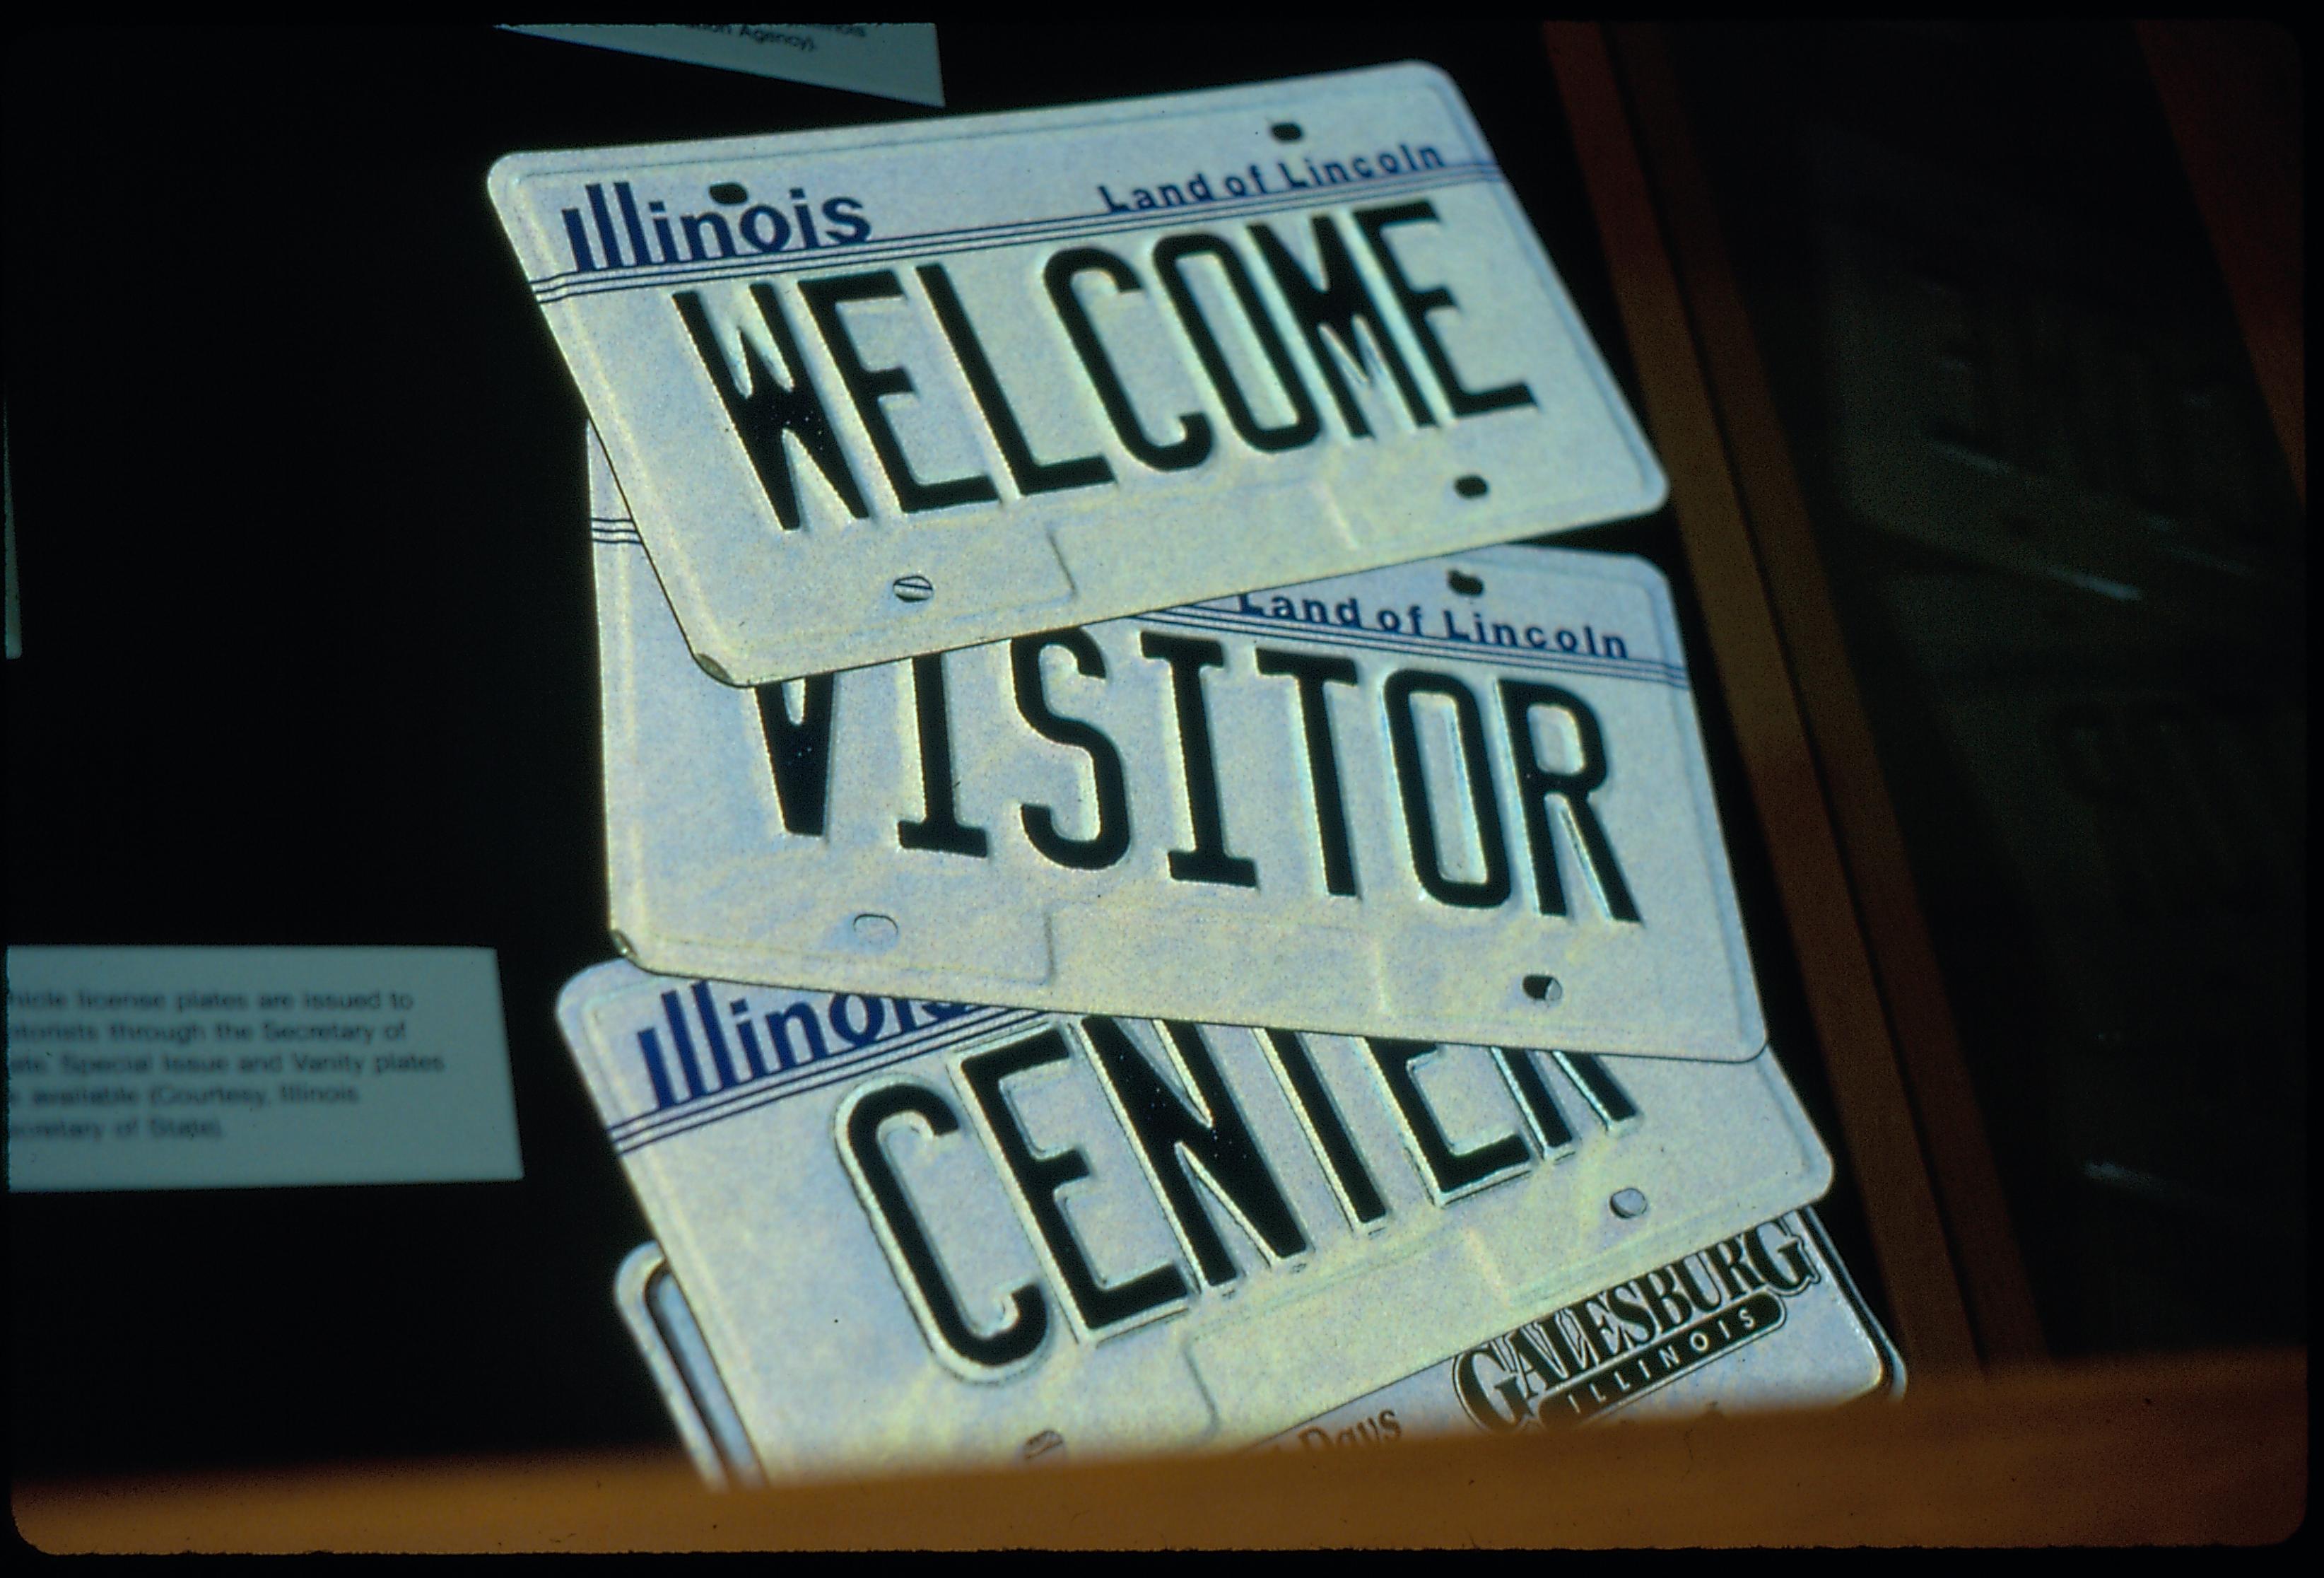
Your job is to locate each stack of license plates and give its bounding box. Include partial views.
[491,64,1901,1486]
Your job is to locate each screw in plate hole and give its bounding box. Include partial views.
[1521,974,1563,1004]
[1448,569,1485,597]
[1454,474,1489,499]
[1271,121,1303,142]
[1609,1188,1650,1220]
[851,913,900,949]
[890,573,934,604]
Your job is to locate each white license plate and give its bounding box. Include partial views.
[496,64,1665,687]
[1261,1208,1900,1454]
[558,960,1830,1477]
[592,431,1766,1061]
[615,1243,764,1490]
[619,1208,1894,1483]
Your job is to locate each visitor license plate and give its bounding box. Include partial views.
[619,1208,1896,1483]
[558,959,1831,1478]
[497,64,1665,687]
[592,430,1766,1061]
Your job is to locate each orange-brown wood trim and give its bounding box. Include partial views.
[1541,21,1980,1373]
[2138,21,2306,506]
[1600,23,2047,1365]
[17,1350,2304,1550]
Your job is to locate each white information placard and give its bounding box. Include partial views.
[6,946,522,1193]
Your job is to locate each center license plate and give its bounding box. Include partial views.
[592,432,1766,1061]
[494,64,1665,686]
[556,960,1831,1477]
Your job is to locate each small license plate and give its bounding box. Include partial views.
[592,431,1766,1060]
[496,64,1665,686]
[558,960,1830,1477]
[621,1210,1895,1484]
[1260,1208,1899,1454]
[616,1243,765,1490]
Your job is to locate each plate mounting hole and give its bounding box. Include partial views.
[1448,569,1485,597]
[1454,474,1489,498]
[1609,1187,1650,1220]
[708,182,749,204]
[891,573,934,604]
[851,913,899,948]
[1271,121,1303,142]
[1521,974,1562,1004]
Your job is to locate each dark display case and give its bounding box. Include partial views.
[7,22,2301,1547]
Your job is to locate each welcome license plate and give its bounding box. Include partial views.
[558,960,1830,1478]
[592,430,1766,1060]
[496,64,1665,686]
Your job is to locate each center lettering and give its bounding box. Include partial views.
[836,1021,1643,1375]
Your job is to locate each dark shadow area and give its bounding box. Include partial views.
[7,24,1879,1479]
[1657,19,2306,1356]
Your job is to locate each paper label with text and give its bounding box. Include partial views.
[6,946,522,1193]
